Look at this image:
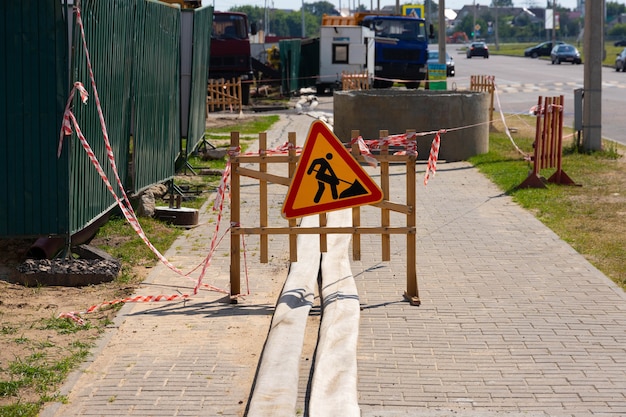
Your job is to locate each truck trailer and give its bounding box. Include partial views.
[316,23,374,94]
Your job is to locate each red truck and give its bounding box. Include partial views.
[210,11,256,105]
[160,2,256,105]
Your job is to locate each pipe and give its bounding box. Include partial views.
[26,210,112,259]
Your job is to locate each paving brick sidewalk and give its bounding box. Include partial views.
[43,104,626,417]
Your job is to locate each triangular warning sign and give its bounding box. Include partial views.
[282,121,383,219]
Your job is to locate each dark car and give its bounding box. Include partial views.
[616,48,626,71]
[550,43,582,65]
[427,50,455,76]
[614,39,626,47]
[524,41,564,58]
[466,42,489,58]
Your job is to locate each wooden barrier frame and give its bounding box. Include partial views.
[229,129,420,305]
[206,77,242,114]
[341,70,370,91]
[470,74,495,124]
[518,95,578,189]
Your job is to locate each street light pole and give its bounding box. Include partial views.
[301,0,305,38]
[582,0,603,151]
[473,1,477,41]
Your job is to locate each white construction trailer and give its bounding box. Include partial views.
[316,24,374,94]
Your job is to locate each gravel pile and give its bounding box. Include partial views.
[18,258,120,277]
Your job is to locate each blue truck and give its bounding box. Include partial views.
[360,14,434,89]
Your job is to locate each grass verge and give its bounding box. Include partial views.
[469,116,626,290]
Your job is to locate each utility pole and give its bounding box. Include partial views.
[301,0,305,38]
[494,0,499,50]
[473,0,477,41]
[439,0,446,65]
[552,0,556,45]
[582,0,603,151]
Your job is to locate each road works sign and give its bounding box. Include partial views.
[282,121,383,219]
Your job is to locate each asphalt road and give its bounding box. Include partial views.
[446,46,626,145]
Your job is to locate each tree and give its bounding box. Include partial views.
[609,23,626,38]
[230,5,265,32]
[491,0,513,6]
[303,1,338,18]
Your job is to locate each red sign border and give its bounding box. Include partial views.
[282,121,383,219]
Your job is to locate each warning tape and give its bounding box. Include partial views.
[424,130,443,185]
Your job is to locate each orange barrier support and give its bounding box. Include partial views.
[469,74,495,124]
[518,95,578,189]
[341,70,370,91]
[206,77,242,114]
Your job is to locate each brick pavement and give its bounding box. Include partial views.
[42,101,626,417]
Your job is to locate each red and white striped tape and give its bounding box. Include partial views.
[424,130,443,186]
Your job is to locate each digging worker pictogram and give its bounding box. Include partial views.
[306,152,370,204]
[307,153,340,203]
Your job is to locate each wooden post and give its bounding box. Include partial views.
[404,130,419,306]
[350,130,361,261]
[259,133,268,263]
[319,213,327,253]
[288,132,298,262]
[230,131,241,300]
[380,130,390,262]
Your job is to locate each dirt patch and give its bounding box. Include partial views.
[0,239,148,407]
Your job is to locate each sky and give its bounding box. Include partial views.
[206,0,593,13]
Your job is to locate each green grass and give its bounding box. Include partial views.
[204,114,279,140]
[94,216,183,269]
[0,345,89,417]
[469,122,626,289]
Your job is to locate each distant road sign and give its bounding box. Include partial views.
[282,121,383,219]
[402,4,424,18]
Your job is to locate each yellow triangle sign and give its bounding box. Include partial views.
[282,120,383,219]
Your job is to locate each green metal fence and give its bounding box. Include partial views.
[131,0,180,193]
[184,5,212,155]
[1,0,210,240]
[0,1,70,237]
[69,0,136,232]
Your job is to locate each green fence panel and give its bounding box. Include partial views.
[299,38,319,89]
[68,0,135,234]
[184,5,212,155]
[131,0,181,193]
[0,1,69,237]
[280,39,303,93]
[1,0,189,239]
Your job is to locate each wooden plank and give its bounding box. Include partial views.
[233,226,415,235]
[236,166,291,186]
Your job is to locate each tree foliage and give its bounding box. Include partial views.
[491,0,513,6]
[230,3,325,38]
[609,23,626,37]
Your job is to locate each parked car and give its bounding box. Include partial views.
[550,43,582,65]
[466,42,488,58]
[616,48,626,71]
[614,39,626,47]
[427,50,455,76]
[524,41,564,58]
